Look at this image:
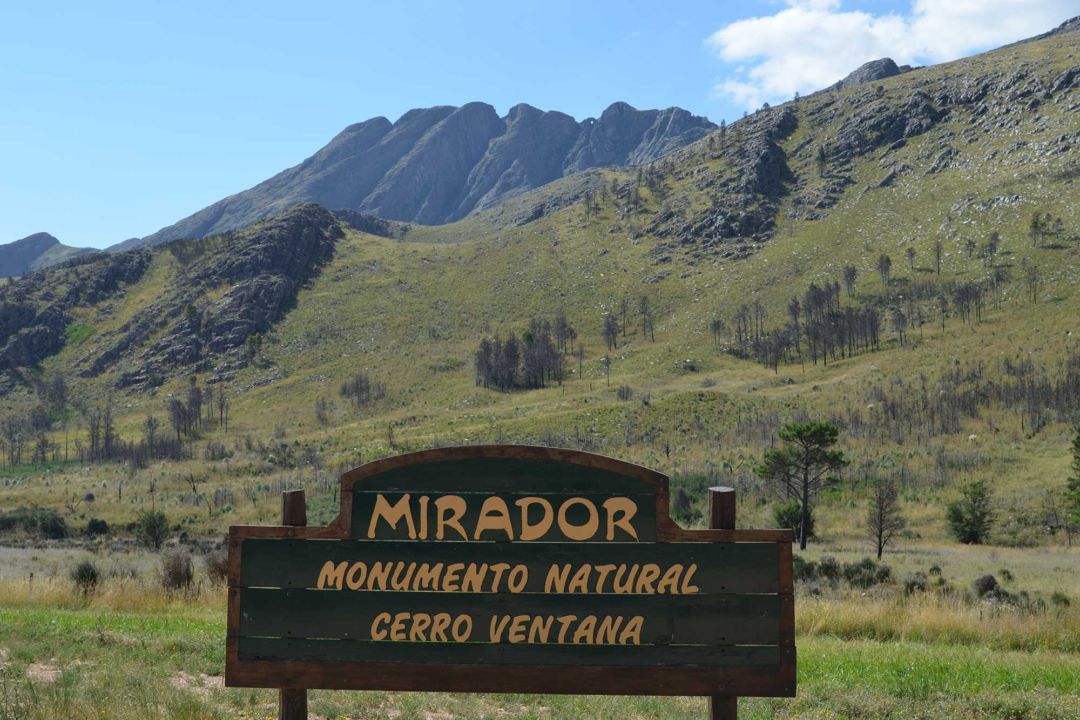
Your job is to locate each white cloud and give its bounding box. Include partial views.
[707,0,1076,110]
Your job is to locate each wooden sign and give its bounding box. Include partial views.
[226,445,795,698]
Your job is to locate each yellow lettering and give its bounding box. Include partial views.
[528,615,553,643]
[619,616,644,645]
[390,561,416,591]
[418,495,430,539]
[431,613,452,641]
[516,497,554,541]
[656,564,683,594]
[390,612,409,641]
[489,563,511,591]
[593,564,617,593]
[545,564,570,593]
[316,560,347,590]
[414,563,443,590]
[435,495,468,540]
[602,497,639,541]
[509,614,529,642]
[636,563,661,593]
[409,613,431,641]
[556,615,578,643]
[367,494,416,539]
[370,612,391,640]
[474,497,514,540]
[444,562,464,591]
[507,565,528,593]
[368,561,391,590]
[345,561,367,590]
[568,564,592,593]
[462,563,489,593]
[612,564,639,593]
[681,564,700,593]
[573,614,597,644]
[596,615,623,644]
[558,497,599,541]
[451,615,472,642]
[490,615,510,642]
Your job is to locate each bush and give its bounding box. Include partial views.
[134,510,169,549]
[204,549,229,584]
[946,479,994,544]
[842,557,891,588]
[161,549,194,592]
[904,572,929,594]
[974,574,999,598]
[85,518,109,536]
[70,560,100,595]
[792,555,818,582]
[0,507,69,539]
[616,385,633,401]
[772,498,815,542]
[817,556,840,582]
[1050,591,1070,608]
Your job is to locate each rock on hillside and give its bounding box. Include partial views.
[136,102,715,245]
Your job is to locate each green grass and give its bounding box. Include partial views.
[62,323,95,347]
[1,602,1076,720]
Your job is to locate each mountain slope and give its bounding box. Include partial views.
[0,232,96,277]
[134,102,715,247]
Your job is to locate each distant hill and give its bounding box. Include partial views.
[0,232,95,277]
[130,102,715,248]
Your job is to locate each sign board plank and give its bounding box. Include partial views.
[226,445,795,698]
[236,538,781,594]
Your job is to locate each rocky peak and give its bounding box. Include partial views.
[829,58,906,91]
[139,101,715,245]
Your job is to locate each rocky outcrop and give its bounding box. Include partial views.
[137,102,715,245]
[826,58,910,92]
[0,249,153,380]
[86,204,342,388]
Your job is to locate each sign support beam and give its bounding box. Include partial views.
[279,490,308,720]
[709,486,738,720]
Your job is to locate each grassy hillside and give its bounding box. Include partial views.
[0,28,1077,720]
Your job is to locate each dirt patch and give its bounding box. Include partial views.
[169,671,223,698]
[26,662,61,683]
[0,646,8,670]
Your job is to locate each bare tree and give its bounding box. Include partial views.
[933,238,943,275]
[602,312,619,351]
[867,478,906,559]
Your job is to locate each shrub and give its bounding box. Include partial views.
[999,568,1014,583]
[1050,591,1070,608]
[904,572,929,594]
[928,564,942,576]
[70,560,100,595]
[946,479,994,544]
[772,498,815,542]
[134,510,169,549]
[616,385,633,401]
[842,558,891,588]
[204,549,229,584]
[817,556,840,582]
[85,518,109,536]
[792,555,818,582]
[974,574,999,598]
[161,549,194,592]
[0,507,70,539]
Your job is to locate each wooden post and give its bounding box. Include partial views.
[708,486,737,720]
[280,490,308,720]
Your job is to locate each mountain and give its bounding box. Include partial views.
[132,102,715,247]
[0,232,96,277]
[1,21,1076,405]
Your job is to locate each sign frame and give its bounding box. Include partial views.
[226,445,795,698]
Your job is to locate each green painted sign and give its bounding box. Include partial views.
[226,445,795,697]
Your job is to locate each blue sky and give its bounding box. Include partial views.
[1,1,1074,248]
